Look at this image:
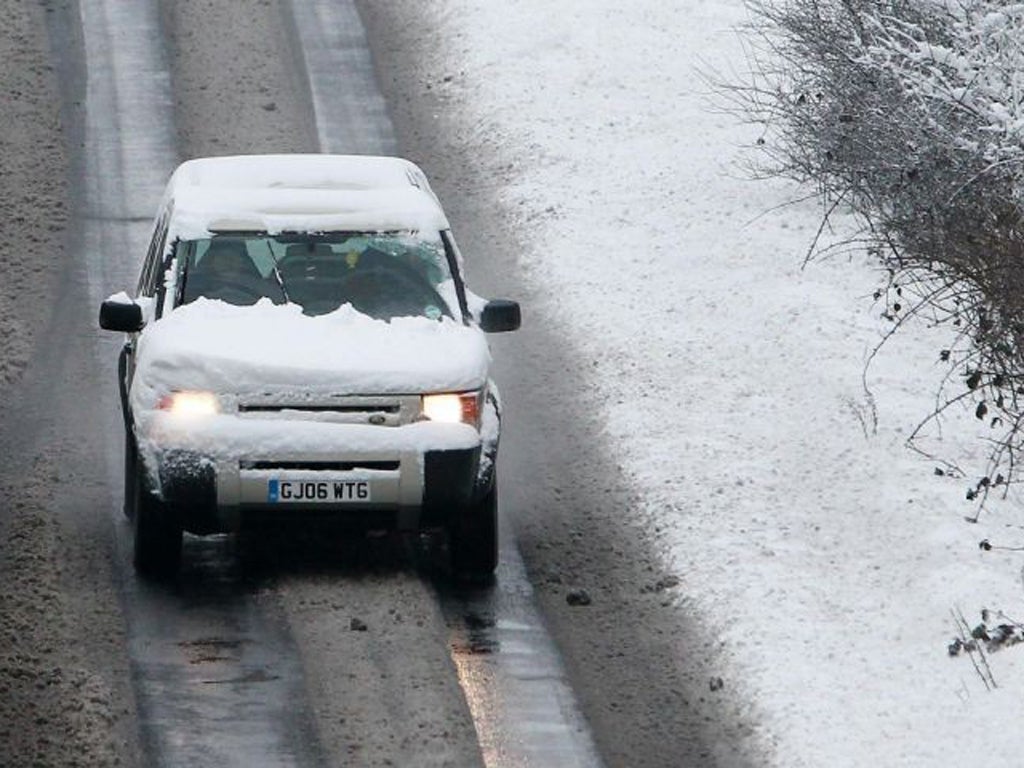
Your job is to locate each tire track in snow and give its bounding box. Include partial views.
[52,1,326,765]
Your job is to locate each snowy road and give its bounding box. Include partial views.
[5,0,1024,766]
[0,0,698,765]
[53,0,602,764]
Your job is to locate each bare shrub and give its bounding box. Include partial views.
[734,0,1024,504]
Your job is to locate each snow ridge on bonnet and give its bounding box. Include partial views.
[131,299,490,405]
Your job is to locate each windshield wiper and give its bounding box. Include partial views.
[263,241,291,304]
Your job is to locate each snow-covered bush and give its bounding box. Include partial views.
[739,0,1024,499]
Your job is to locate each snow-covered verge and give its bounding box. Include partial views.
[0,1,64,395]
[0,3,128,766]
[385,1,1024,765]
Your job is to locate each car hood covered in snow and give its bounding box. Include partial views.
[130,298,490,407]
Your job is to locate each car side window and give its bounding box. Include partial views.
[138,213,169,297]
[151,228,171,319]
[137,225,157,296]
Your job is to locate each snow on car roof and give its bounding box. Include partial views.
[165,154,450,238]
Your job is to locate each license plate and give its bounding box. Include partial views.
[267,478,371,504]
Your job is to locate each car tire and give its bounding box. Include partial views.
[124,430,137,520]
[132,458,182,579]
[449,483,498,581]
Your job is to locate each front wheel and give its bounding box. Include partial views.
[123,430,137,520]
[132,458,182,579]
[448,484,498,581]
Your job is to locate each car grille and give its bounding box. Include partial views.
[240,460,400,471]
[239,404,400,414]
[236,394,419,426]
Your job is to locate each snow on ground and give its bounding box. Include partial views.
[417,1,1024,764]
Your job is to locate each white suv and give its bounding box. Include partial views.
[99,155,520,579]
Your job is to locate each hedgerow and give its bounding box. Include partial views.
[736,0,1024,505]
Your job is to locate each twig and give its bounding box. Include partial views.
[952,606,997,690]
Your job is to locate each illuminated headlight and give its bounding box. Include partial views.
[421,391,482,427]
[156,390,221,417]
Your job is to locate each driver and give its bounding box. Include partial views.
[201,240,258,280]
[184,239,278,305]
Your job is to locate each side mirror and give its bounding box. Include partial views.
[99,295,145,332]
[479,299,521,333]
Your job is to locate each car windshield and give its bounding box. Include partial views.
[176,232,456,320]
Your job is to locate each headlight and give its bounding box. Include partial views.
[421,391,481,427]
[156,390,220,417]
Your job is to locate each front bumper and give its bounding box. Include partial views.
[141,416,492,534]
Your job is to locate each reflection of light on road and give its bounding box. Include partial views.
[123,534,322,767]
[442,540,603,768]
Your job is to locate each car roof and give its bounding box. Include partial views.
[164,154,450,238]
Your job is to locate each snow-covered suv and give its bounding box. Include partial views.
[99,155,520,579]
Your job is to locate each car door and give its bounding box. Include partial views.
[119,211,169,426]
